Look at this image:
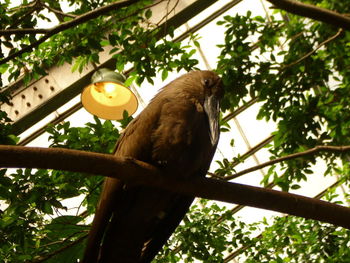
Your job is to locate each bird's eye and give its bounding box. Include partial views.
[203,79,211,87]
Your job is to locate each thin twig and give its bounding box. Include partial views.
[38,230,87,249]
[41,2,77,18]
[280,31,304,48]
[8,0,38,12]
[207,171,226,180]
[76,180,103,216]
[0,28,50,35]
[282,28,343,69]
[31,234,88,262]
[154,0,180,27]
[225,145,350,180]
[6,0,42,30]
[208,135,273,180]
[222,98,258,123]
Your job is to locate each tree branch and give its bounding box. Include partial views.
[266,0,350,30]
[6,1,42,30]
[225,145,350,180]
[0,28,50,35]
[8,0,38,12]
[31,234,88,263]
[0,0,140,65]
[1,145,350,229]
[222,98,258,123]
[41,2,77,19]
[282,28,343,69]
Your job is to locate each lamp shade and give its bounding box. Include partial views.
[81,68,138,120]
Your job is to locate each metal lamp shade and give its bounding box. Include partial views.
[81,68,138,120]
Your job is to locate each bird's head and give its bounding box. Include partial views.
[179,70,223,100]
[158,70,224,146]
[199,70,224,100]
[184,70,224,146]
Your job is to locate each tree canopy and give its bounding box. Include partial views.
[1,0,350,262]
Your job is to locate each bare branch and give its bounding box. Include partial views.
[41,2,77,18]
[38,230,87,249]
[8,0,38,12]
[6,0,42,30]
[267,0,350,30]
[222,98,258,122]
[31,234,88,263]
[225,145,350,180]
[0,28,50,35]
[1,145,350,229]
[154,0,179,28]
[282,28,343,69]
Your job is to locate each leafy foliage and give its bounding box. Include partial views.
[216,5,350,191]
[0,0,198,86]
[243,216,350,263]
[156,199,350,263]
[0,116,122,261]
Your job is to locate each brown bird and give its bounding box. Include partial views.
[82,70,223,263]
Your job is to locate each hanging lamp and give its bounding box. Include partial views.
[81,68,138,120]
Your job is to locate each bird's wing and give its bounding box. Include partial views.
[139,195,194,263]
[83,113,156,262]
[83,112,160,263]
[83,178,124,262]
[82,132,127,263]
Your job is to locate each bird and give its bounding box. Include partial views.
[82,70,224,263]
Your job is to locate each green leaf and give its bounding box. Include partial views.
[145,9,152,19]
[43,201,54,214]
[71,57,82,73]
[291,184,301,190]
[100,40,110,46]
[161,69,168,81]
[45,216,87,239]
[124,75,137,87]
[0,63,9,74]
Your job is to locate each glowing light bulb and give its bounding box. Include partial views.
[103,83,117,98]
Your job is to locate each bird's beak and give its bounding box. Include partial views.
[204,94,220,146]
